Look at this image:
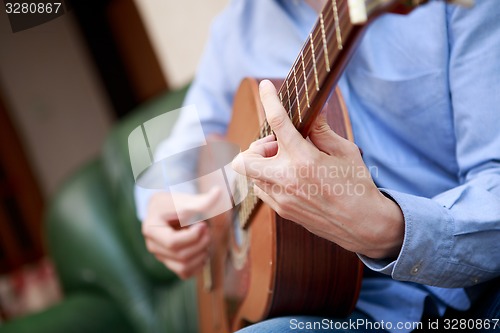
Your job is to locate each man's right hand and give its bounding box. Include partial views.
[141,188,220,279]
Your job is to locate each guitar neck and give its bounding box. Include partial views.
[258,0,364,140]
[245,0,366,230]
[242,0,469,229]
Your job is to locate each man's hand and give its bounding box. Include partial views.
[142,188,220,279]
[232,80,405,260]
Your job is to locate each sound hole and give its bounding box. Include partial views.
[223,206,251,322]
[229,206,249,270]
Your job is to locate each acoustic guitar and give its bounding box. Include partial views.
[197,0,470,332]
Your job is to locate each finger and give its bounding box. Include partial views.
[168,222,209,251]
[259,80,302,147]
[146,225,210,261]
[167,228,210,262]
[144,220,208,252]
[145,189,221,225]
[247,140,279,158]
[253,183,281,215]
[164,250,209,280]
[249,134,276,148]
[231,149,273,180]
[247,134,279,157]
[232,148,287,182]
[174,187,222,222]
[308,114,352,156]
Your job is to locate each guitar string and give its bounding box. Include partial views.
[259,5,352,143]
[277,0,347,105]
[273,2,342,129]
[286,0,435,127]
[240,1,352,227]
[256,10,334,138]
[277,1,350,131]
[261,0,351,137]
[280,2,352,130]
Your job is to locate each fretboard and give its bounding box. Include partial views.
[259,0,358,139]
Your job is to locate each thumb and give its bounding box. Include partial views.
[308,114,346,155]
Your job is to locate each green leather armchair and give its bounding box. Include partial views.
[0,86,198,333]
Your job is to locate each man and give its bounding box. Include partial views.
[137,0,500,332]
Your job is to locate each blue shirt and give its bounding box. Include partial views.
[134,1,500,332]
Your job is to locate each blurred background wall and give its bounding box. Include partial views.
[0,7,112,199]
[133,0,228,89]
[0,0,227,321]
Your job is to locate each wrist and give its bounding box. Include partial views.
[363,191,405,260]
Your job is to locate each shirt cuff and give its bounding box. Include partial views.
[358,188,455,286]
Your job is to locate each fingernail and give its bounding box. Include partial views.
[231,153,242,171]
[259,79,273,91]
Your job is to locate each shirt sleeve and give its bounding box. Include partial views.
[359,0,500,288]
[133,7,234,221]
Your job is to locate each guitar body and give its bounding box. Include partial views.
[197,78,364,333]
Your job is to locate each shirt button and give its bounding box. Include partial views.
[471,277,480,284]
[410,263,421,275]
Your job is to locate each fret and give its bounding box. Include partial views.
[319,13,331,72]
[332,0,343,50]
[300,51,311,108]
[286,78,292,115]
[292,66,302,123]
[279,91,286,125]
[281,2,352,124]
[258,0,355,148]
[309,33,320,91]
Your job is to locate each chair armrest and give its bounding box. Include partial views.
[44,160,160,332]
[0,294,134,333]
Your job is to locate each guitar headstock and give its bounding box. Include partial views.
[348,0,474,24]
